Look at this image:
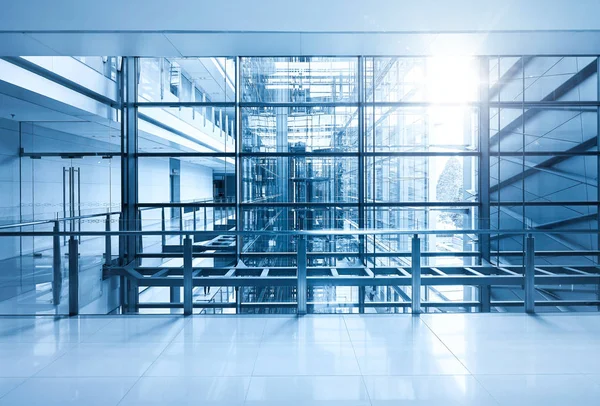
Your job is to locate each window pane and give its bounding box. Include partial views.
[367,57,480,102]
[242,57,358,103]
[139,57,236,102]
[138,106,236,153]
[242,106,357,152]
[366,106,478,152]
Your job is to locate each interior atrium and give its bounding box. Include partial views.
[0,1,599,405]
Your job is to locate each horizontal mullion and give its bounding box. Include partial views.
[241,152,359,157]
[491,201,599,206]
[136,101,235,108]
[137,152,235,157]
[138,202,236,208]
[365,101,480,108]
[241,101,358,108]
[365,151,479,157]
[492,151,600,157]
[364,202,478,207]
[489,101,600,108]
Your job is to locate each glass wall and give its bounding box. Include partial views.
[489,56,599,265]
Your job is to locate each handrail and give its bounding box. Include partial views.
[0,228,597,237]
[0,211,121,230]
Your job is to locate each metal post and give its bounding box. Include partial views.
[235,286,242,314]
[161,207,166,247]
[525,234,535,313]
[358,286,365,314]
[479,57,491,263]
[68,236,79,316]
[170,287,181,311]
[179,207,184,245]
[105,214,111,266]
[183,236,193,315]
[357,56,366,265]
[52,221,62,305]
[121,57,139,264]
[127,278,138,314]
[297,235,307,315]
[411,234,421,314]
[193,209,197,231]
[480,285,491,313]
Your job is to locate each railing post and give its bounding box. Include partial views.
[179,207,184,245]
[52,221,62,305]
[105,214,111,266]
[127,278,138,314]
[297,235,307,315]
[358,286,365,314]
[68,236,79,316]
[193,209,197,231]
[235,286,242,314]
[411,234,421,314]
[183,236,193,315]
[480,285,491,313]
[161,207,166,248]
[525,234,535,313]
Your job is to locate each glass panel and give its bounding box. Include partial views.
[138,157,235,204]
[20,119,121,154]
[138,57,236,102]
[366,156,478,203]
[524,57,598,102]
[242,106,358,153]
[138,106,236,153]
[367,57,480,103]
[489,57,524,102]
[365,106,478,152]
[242,57,358,103]
[242,156,358,203]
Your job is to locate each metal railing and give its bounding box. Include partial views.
[1,223,599,316]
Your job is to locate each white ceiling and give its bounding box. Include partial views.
[1,0,600,56]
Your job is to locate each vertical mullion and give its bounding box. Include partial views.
[479,57,491,264]
[358,56,365,265]
[235,57,242,263]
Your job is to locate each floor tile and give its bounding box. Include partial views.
[0,317,110,343]
[262,316,350,343]
[477,374,600,406]
[36,342,167,377]
[352,340,469,376]
[344,315,436,343]
[173,316,266,343]
[145,341,260,377]
[117,376,250,406]
[0,342,71,377]
[0,378,25,399]
[363,375,500,405]
[253,342,361,376]
[245,376,371,406]
[0,377,137,406]
[83,316,186,343]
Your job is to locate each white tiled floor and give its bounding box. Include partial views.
[0,313,599,405]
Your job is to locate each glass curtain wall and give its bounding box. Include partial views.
[489,56,599,266]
